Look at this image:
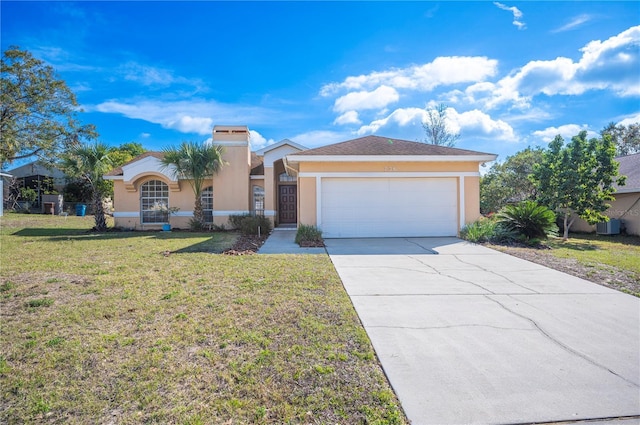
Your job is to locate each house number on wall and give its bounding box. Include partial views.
[384,166,397,172]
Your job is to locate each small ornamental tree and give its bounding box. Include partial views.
[531,131,625,240]
[61,142,113,231]
[160,141,225,229]
[422,103,459,147]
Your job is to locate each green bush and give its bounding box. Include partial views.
[496,200,557,240]
[228,214,272,236]
[295,224,323,245]
[460,216,518,244]
[460,217,497,243]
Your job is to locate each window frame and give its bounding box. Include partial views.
[140,179,169,224]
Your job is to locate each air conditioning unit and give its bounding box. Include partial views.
[596,219,620,235]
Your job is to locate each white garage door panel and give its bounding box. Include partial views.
[321,178,458,238]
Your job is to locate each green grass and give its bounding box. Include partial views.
[0,212,405,424]
[547,233,640,275]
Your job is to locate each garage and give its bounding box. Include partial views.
[320,177,458,238]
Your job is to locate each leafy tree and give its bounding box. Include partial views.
[480,147,543,214]
[531,131,625,240]
[601,122,640,156]
[62,142,146,203]
[108,142,146,167]
[61,142,113,231]
[422,103,459,147]
[1,46,97,166]
[160,141,225,229]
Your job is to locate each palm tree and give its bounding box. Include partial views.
[160,141,225,229]
[61,142,113,231]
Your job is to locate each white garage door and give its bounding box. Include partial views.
[320,177,458,238]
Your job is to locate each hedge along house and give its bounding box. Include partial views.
[104,125,306,230]
[105,125,497,235]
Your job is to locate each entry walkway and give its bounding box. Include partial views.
[257,228,326,254]
[325,237,640,425]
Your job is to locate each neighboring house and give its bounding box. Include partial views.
[0,172,12,216]
[105,125,497,237]
[571,153,640,236]
[4,161,68,209]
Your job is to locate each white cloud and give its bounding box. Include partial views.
[618,113,640,127]
[139,132,151,139]
[93,99,274,135]
[248,130,276,150]
[356,107,427,136]
[320,56,498,95]
[532,124,594,143]
[334,86,399,113]
[333,111,361,125]
[290,130,349,148]
[355,106,515,142]
[446,108,516,141]
[464,25,640,109]
[494,2,526,30]
[552,14,594,33]
[118,61,204,89]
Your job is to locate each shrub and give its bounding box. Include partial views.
[496,201,558,240]
[228,214,272,236]
[295,224,323,246]
[460,216,518,244]
[460,217,497,243]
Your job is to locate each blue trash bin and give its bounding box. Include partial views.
[75,204,86,217]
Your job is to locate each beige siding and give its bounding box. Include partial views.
[298,177,316,226]
[571,192,640,236]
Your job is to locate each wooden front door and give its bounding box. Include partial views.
[279,185,297,224]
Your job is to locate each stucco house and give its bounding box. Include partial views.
[571,153,640,236]
[105,125,497,237]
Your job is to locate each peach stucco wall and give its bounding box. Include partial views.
[464,176,481,224]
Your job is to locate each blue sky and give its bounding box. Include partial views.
[2,1,639,162]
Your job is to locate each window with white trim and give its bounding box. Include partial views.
[140,180,169,223]
[253,186,265,215]
[201,186,214,223]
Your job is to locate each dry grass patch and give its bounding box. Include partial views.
[0,213,405,424]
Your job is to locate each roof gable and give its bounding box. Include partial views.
[104,151,163,177]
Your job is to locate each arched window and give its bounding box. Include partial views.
[201,186,214,223]
[140,180,169,223]
[279,172,296,182]
[253,186,265,214]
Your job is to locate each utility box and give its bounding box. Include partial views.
[596,219,620,235]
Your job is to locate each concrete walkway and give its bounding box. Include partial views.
[325,237,640,425]
[257,228,326,254]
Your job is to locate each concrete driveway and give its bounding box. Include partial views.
[325,237,640,425]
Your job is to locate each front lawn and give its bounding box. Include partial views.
[0,213,405,424]
[489,233,640,297]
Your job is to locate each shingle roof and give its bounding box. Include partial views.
[616,153,640,192]
[293,135,494,157]
[104,151,164,177]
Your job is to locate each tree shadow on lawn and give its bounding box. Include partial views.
[11,228,237,253]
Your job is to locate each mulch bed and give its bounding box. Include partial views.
[223,234,267,255]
